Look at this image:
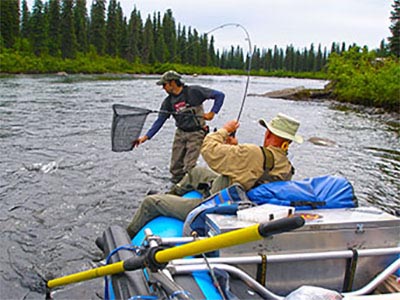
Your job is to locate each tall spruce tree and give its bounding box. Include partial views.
[127,7,142,62]
[117,4,128,58]
[176,24,187,64]
[74,0,89,53]
[162,9,176,62]
[30,0,47,56]
[60,0,77,58]
[89,0,106,55]
[142,15,155,64]
[21,0,31,39]
[389,0,400,57]
[0,0,20,48]
[48,0,61,56]
[106,0,118,56]
[154,12,167,63]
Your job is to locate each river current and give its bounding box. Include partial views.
[0,74,399,299]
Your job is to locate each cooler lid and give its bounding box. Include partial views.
[206,207,400,234]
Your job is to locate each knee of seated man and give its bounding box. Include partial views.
[142,195,160,209]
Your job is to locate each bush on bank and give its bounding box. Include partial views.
[326,47,400,112]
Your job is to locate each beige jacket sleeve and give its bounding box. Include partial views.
[201,128,265,190]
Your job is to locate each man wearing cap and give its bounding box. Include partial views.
[133,70,225,184]
[124,114,302,239]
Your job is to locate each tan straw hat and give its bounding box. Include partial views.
[259,113,303,143]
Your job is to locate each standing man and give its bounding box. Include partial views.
[133,70,225,184]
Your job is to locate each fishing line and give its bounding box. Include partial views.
[169,22,252,122]
[204,23,252,122]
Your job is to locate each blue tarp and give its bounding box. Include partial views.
[247,175,357,210]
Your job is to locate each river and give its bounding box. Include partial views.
[0,74,399,299]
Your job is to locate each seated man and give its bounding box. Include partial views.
[125,113,303,239]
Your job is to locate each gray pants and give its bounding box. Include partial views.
[170,128,205,183]
[126,167,230,239]
[126,194,203,239]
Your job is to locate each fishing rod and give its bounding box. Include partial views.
[204,23,252,122]
[167,22,252,122]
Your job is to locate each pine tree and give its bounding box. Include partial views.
[126,7,142,62]
[142,15,155,64]
[0,0,20,48]
[21,0,30,39]
[176,24,187,64]
[89,0,106,55]
[389,0,400,57]
[30,0,47,56]
[60,0,77,58]
[162,9,176,62]
[106,0,118,56]
[117,5,128,59]
[154,12,167,63]
[48,0,61,56]
[74,0,89,53]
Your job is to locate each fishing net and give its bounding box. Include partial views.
[111,104,152,152]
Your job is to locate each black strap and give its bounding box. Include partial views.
[289,200,326,209]
[342,248,359,292]
[260,147,274,171]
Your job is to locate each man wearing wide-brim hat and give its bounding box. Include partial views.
[124,113,303,239]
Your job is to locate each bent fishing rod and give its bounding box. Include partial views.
[205,23,252,122]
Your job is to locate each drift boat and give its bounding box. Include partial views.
[46,176,400,299]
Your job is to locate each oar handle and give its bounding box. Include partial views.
[154,216,304,264]
[258,215,305,237]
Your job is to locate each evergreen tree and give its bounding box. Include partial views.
[89,0,106,55]
[199,34,209,67]
[142,15,155,64]
[106,0,118,56]
[30,0,47,56]
[74,0,89,53]
[126,7,142,62]
[60,0,77,58]
[315,44,323,71]
[48,0,61,56]
[389,0,400,57]
[154,12,167,63]
[0,0,20,48]
[162,9,176,62]
[21,0,30,39]
[208,35,216,67]
[117,5,128,59]
[176,24,187,64]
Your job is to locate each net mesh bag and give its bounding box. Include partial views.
[111,104,152,152]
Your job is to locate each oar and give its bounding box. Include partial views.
[46,216,304,289]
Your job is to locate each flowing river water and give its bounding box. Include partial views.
[0,74,399,299]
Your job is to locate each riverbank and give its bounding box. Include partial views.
[250,86,400,127]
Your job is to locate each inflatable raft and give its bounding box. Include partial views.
[46,176,400,299]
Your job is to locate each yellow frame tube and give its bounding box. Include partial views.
[155,224,261,263]
[47,261,125,289]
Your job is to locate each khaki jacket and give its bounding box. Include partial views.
[201,128,292,191]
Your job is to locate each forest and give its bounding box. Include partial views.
[0,0,399,111]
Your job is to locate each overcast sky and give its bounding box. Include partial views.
[26,0,393,51]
